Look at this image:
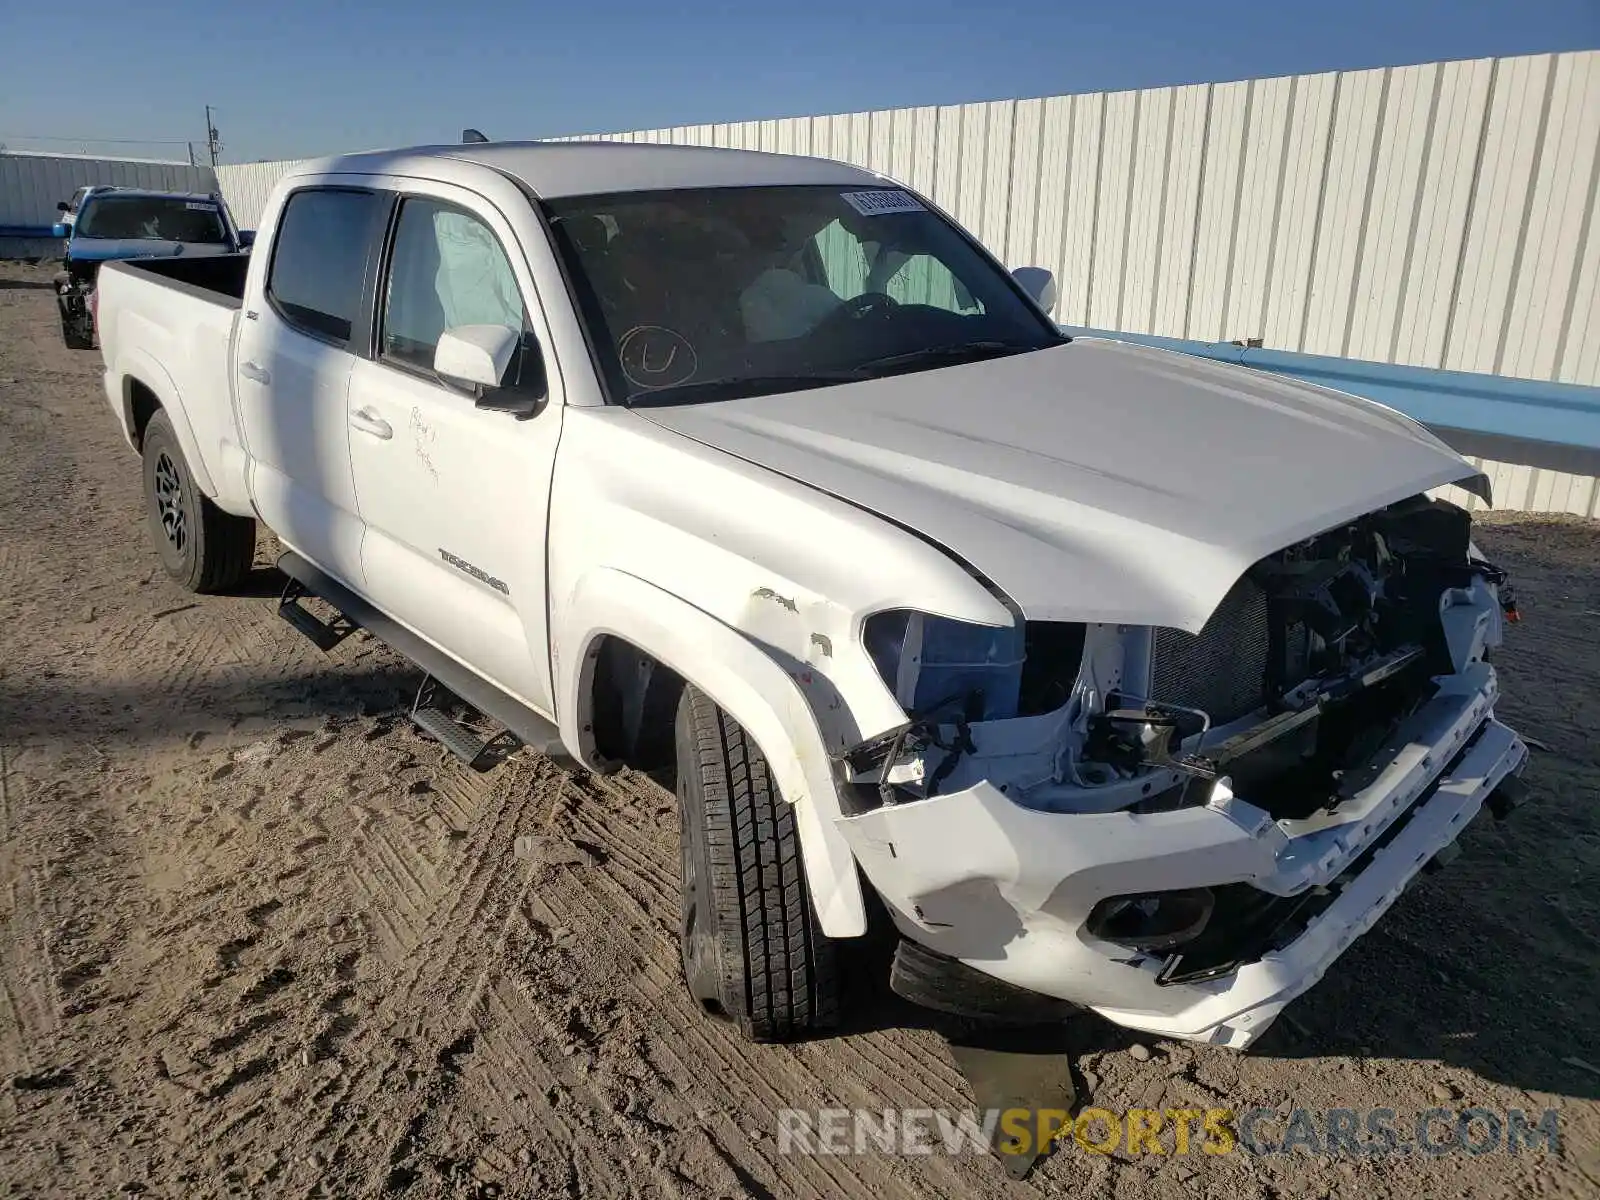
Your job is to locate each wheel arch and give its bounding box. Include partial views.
[556,568,869,939]
[116,355,218,497]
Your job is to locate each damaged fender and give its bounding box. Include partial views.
[555,567,868,938]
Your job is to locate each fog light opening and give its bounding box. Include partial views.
[1087,887,1216,952]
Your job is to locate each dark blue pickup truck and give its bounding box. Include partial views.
[53,188,250,348]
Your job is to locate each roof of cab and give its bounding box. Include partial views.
[81,188,221,203]
[295,140,888,199]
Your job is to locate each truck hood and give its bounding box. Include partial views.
[637,339,1485,631]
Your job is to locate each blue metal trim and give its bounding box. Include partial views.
[0,225,58,238]
[1060,326,1600,452]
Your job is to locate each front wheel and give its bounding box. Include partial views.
[142,410,256,593]
[56,289,93,350]
[675,686,841,1042]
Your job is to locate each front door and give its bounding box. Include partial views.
[344,186,564,716]
[235,185,388,584]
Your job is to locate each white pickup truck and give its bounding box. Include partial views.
[95,141,1529,1049]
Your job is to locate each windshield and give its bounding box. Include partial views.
[75,196,230,244]
[544,185,1062,405]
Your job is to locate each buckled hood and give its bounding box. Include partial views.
[638,339,1484,632]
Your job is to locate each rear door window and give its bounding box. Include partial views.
[266,188,383,344]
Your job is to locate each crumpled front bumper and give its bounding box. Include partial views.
[836,662,1528,1049]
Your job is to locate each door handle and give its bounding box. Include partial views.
[350,406,393,440]
[239,360,271,385]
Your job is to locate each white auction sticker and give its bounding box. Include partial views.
[185,201,218,211]
[840,189,926,216]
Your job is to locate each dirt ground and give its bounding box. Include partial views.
[0,257,1596,1199]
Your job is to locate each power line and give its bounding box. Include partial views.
[0,133,196,145]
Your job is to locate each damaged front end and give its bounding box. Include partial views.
[834,494,1530,1048]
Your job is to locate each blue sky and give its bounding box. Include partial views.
[3,0,1596,164]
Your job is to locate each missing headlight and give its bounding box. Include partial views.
[863,610,1025,721]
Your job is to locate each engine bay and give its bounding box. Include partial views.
[846,494,1515,821]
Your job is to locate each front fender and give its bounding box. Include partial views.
[555,567,868,938]
[116,351,219,499]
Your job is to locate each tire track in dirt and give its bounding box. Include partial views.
[301,753,566,1193]
[508,772,996,1200]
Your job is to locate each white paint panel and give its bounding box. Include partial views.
[1087,90,1137,330]
[928,105,966,218]
[907,107,939,198]
[1499,53,1600,380]
[1445,54,1552,374]
[1057,91,1104,326]
[1301,67,1388,355]
[847,111,872,168]
[954,102,991,239]
[1389,58,1495,367]
[1001,98,1043,272]
[1260,72,1337,349]
[1151,84,1210,338]
[1187,80,1249,341]
[1224,75,1293,344]
[1118,87,1173,335]
[1346,62,1437,362]
[1031,95,1076,318]
[977,101,1016,259]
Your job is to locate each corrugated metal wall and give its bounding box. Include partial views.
[558,50,1599,387]
[197,51,1600,514]
[214,52,1598,384]
[0,152,219,231]
[215,159,312,229]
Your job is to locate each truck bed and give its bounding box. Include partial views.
[117,254,250,308]
[97,254,252,515]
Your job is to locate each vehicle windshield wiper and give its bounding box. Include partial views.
[849,339,1041,376]
[623,371,860,407]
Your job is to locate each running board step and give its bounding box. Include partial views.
[410,677,523,771]
[278,580,359,652]
[275,551,571,766]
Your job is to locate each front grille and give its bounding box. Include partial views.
[1151,576,1276,724]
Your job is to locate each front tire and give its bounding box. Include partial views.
[142,410,255,593]
[675,686,841,1042]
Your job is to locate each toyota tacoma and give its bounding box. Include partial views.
[91,140,1528,1048]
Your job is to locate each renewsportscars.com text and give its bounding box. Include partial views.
[776,1106,1563,1159]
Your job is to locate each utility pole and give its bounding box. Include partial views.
[204,105,223,167]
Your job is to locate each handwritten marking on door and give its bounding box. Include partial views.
[409,408,439,484]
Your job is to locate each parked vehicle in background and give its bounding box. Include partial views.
[53,189,248,349]
[55,184,113,234]
[92,141,1529,1050]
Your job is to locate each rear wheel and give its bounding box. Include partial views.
[142,410,255,593]
[674,686,841,1041]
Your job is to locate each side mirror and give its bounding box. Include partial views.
[434,324,519,389]
[434,324,545,417]
[52,223,69,240]
[1011,266,1057,314]
[57,201,69,212]
[237,230,256,250]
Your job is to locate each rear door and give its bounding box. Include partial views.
[235,185,388,584]
[344,181,564,715]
